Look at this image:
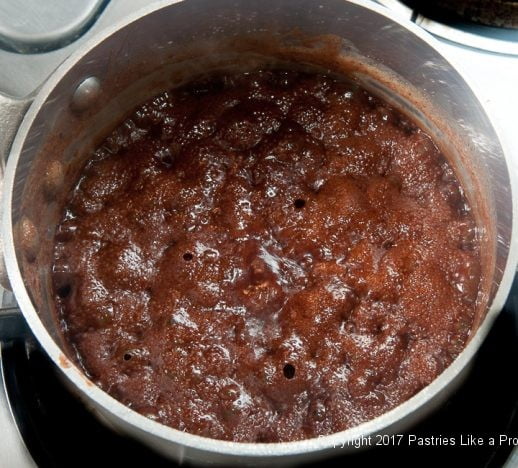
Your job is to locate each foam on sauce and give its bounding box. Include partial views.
[53,69,481,442]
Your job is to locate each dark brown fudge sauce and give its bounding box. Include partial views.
[53,70,481,442]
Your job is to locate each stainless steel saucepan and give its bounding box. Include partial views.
[0,0,516,465]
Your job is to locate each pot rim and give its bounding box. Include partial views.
[2,0,517,459]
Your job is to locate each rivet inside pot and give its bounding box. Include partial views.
[43,160,64,200]
[18,216,40,262]
[71,76,101,112]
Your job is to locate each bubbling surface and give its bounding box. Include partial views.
[53,69,481,442]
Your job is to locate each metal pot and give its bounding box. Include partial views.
[1,0,516,465]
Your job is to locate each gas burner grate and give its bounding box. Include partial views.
[377,0,518,55]
[405,0,518,29]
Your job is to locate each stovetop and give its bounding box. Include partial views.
[1,1,517,467]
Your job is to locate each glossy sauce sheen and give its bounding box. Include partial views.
[53,70,481,442]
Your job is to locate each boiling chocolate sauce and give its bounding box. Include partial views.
[52,70,481,442]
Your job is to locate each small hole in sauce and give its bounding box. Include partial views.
[283,363,296,379]
[57,284,71,299]
[382,240,395,250]
[123,353,132,361]
[294,199,306,209]
[160,155,174,168]
[183,252,193,261]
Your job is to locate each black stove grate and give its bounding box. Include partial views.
[400,0,518,29]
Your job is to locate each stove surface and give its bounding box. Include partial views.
[1,1,517,466]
